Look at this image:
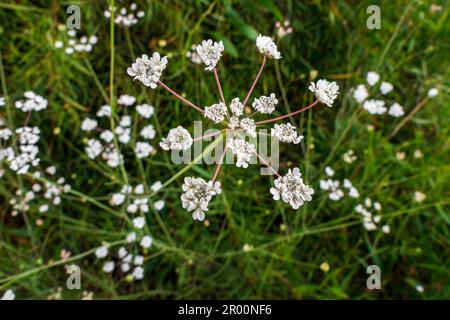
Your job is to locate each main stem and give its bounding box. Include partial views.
[255,100,319,125]
[212,145,227,183]
[243,56,266,107]
[157,80,204,113]
[254,151,280,177]
[213,68,225,104]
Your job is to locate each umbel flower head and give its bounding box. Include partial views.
[127,53,168,88]
[181,177,222,221]
[159,126,193,151]
[196,39,224,71]
[308,79,339,107]
[270,168,314,209]
[256,35,281,59]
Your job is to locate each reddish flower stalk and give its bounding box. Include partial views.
[157,80,204,113]
[255,100,319,125]
[242,55,266,107]
[212,145,228,183]
[254,151,281,177]
[213,68,226,104]
[193,130,223,142]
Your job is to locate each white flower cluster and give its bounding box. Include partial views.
[270,167,314,209]
[227,138,256,168]
[275,20,293,39]
[110,182,164,213]
[181,177,222,221]
[204,102,228,123]
[186,45,202,64]
[355,198,390,233]
[128,53,168,88]
[354,71,404,117]
[15,91,48,112]
[54,29,98,55]
[309,79,339,107]
[196,40,224,71]
[0,96,5,106]
[104,3,145,27]
[252,93,278,114]
[271,123,303,144]
[159,126,193,151]
[1,290,15,300]
[319,167,359,201]
[342,149,357,164]
[256,35,281,59]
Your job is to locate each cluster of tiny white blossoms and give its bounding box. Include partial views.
[82,94,156,166]
[128,34,340,220]
[353,71,405,117]
[1,289,15,300]
[14,91,48,112]
[104,3,145,27]
[319,167,359,201]
[186,45,202,64]
[54,29,98,55]
[342,149,357,164]
[275,20,293,39]
[110,181,165,213]
[355,198,390,234]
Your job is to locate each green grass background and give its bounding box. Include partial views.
[0,0,448,299]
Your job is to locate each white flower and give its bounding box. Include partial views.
[136,104,154,118]
[204,102,227,123]
[320,179,344,201]
[353,84,368,103]
[96,105,112,117]
[132,216,146,229]
[100,130,114,143]
[196,40,224,71]
[186,45,202,64]
[181,177,221,221]
[118,247,128,259]
[363,99,387,115]
[117,94,136,106]
[102,261,115,273]
[159,126,193,151]
[270,167,314,209]
[154,200,165,211]
[427,88,439,98]
[380,81,394,95]
[140,235,153,248]
[252,93,278,114]
[54,40,64,48]
[271,123,303,144]
[111,192,126,206]
[1,289,15,300]
[132,266,144,280]
[39,204,49,213]
[388,103,405,117]
[415,284,424,293]
[134,255,144,265]
[414,191,426,203]
[81,118,98,131]
[150,181,162,193]
[343,179,359,198]
[381,224,391,234]
[135,142,154,159]
[366,71,380,86]
[308,79,339,107]
[239,118,256,137]
[95,245,108,259]
[85,139,103,159]
[15,91,48,112]
[0,97,5,106]
[227,138,255,168]
[343,149,357,164]
[325,166,335,177]
[256,35,281,59]
[127,53,168,88]
[140,125,156,140]
[126,232,137,243]
[230,98,244,116]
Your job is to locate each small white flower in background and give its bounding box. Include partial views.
[104,3,145,27]
[117,94,136,106]
[239,118,257,137]
[256,35,281,59]
[414,149,423,159]
[96,105,112,117]
[154,200,165,211]
[127,53,168,88]
[55,30,98,55]
[320,179,344,201]
[196,39,224,71]
[186,44,202,64]
[427,88,439,98]
[380,81,394,95]
[134,255,144,265]
[275,20,293,38]
[81,118,98,132]
[366,71,380,86]
[355,198,382,231]
[15,91,48,112]
[227,138,256,168]
[396,151,406,160]
[1,289,15,300]
[119,115,132,127]
[132,266,144,280]
[363,99,387,115]
[46,166,56,175]
[159,126,193,151]
[0,96,5,106]
[39,204,49,213]
[140,235,153,249]
[252,93,278,114]
[230,98,244,116]
[343,179,360,198]
[388,103,405,117]
[132,216,146,229]
[242,243,254,252]
[181,177,221,221]
[102,261,115,273]
[100,130,114,143]
[325,166,335,177]
[414,191,426,203]
[271,123,303,144]
[343,149,357,164]
[151,181,162,193]
[140,125,156,140]
[135,141,154,159]
[95,245,108,259]
[204,102,228,123]
[415,284,424,293]
[270,167,314,209]
[126,232,137,243]
[381,224,391,234]
[136,104,154,118]
[309,79,339,107]
[111,192,126,206]
[118,247,128,259]
[353,84,369,103]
